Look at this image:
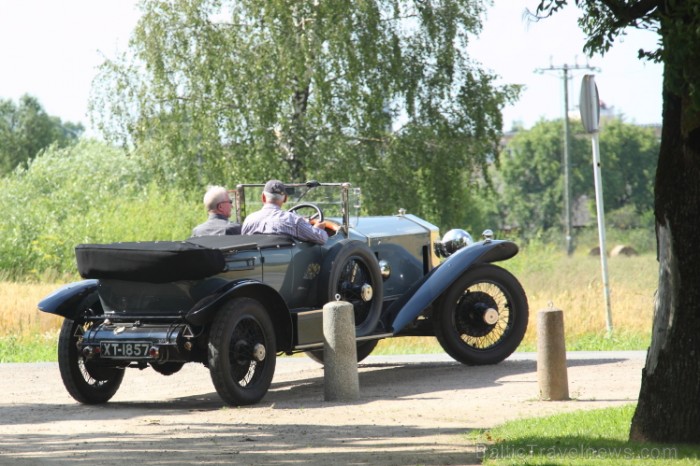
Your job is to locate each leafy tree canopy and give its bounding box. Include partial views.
[91,0,519,231]
[0,140,199,279]
[0,94,84,175]
[498,117,658,234]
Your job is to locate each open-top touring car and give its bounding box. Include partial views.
[39,181,528,406]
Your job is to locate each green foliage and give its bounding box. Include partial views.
[0,140,202,279]
[565,330,650,351]
[498,119,579,232]
[573,224,657,254]
[605,205,654,230]
[90,0,519,232]
[0,333,57,363]
[0,94,84,175]
[496,118,658,237]
[511,224,656,256]
[517,330,650,352]
[597,119,658,212]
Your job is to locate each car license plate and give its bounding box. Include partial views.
[100,341,151,359]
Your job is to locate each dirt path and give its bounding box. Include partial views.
[0,352,644,465]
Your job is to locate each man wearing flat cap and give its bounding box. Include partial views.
[241,180,328,244]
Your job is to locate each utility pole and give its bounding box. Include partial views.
[536,61,598,256]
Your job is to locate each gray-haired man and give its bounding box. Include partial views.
[191,185,241,237]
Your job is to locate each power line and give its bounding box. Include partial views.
[535,61,599,256]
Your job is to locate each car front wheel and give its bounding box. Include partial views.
[434,264,528,365]
[208,298,277,406]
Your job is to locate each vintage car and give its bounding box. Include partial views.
[39,181,528,406]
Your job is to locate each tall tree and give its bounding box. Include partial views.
[91,0,518,230]
[0,95,84,175]
[598,118,658,213]
[536,0,700,443]
[498,118,657,235]
[499,119,588,233]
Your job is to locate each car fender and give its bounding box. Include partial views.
[37,279,100,320]
[186,279,294,352]
[388,240,519,334]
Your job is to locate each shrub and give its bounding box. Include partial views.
[0,140,202,279]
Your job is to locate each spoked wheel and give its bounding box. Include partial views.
[304,339,379,365]
[57,318,125,404]
[319,240,383,336]
[208,298,276,406]
[434,264,528,365]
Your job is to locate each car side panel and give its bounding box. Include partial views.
[372,242,424,300]
[264,242,323,309]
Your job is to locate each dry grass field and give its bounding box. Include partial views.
[377,250,658,354]
[0,282,63,337]
[515,252,656,349]
[0,251,658,360]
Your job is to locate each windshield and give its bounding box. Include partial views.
[234,182,361,229]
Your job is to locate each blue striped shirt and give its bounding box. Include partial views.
[241,204,328,244]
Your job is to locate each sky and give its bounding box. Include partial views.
[469,1,663,130]
[0,0,141,135]
[0,1,663,135]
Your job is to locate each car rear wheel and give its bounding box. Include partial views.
[319,240,383,337]
[434,264,528,365]
[58,318,125,404]
[208,298,276,406]
[304,339,379,365]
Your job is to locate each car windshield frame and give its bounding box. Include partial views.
[233,182,361,235]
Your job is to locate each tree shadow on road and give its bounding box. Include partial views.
[0,355,630,420]
[0,356,638,466]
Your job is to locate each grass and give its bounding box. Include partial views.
[469,405,700,465]
[0,246,658,362]
[0,281,63,362]
[0,333,59,363]
[505,247,656,351]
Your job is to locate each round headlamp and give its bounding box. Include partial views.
[440,229,473,256]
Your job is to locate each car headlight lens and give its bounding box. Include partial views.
[437,229,473,257]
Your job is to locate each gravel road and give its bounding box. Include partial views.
[0,351,645,465]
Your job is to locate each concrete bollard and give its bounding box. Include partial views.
[323,300,359,401]
[537,307,570,401]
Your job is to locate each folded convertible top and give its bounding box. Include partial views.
[75,241,226,283]
[75,235,296,283]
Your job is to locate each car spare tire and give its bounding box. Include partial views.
[318,240,383,337]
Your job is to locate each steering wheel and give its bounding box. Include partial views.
[288,203,324,222]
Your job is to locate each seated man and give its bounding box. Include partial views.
[191,185,241,237]
[241,180,328,245]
